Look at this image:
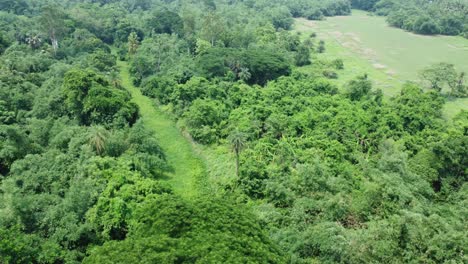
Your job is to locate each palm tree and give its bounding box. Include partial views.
[228,129,247,178]
[108,71,122,88]
[26,33,42,49]
[88,126,109,156]
[238,67,251,82]
[127,31,139,56]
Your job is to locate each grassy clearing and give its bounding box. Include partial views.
[294,10,468,118]
[195,144,236,191]
[117,60,206,197]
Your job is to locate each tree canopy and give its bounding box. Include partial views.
[0,0,466,263]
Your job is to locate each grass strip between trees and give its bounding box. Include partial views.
[117,60,206,198]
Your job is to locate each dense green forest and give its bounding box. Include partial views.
[352,0,468,37]
[0,0,467,263]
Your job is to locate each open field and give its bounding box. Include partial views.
[294,10,468,118]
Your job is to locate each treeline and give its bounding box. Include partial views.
[352,0,468,37]
[267,0,351,20]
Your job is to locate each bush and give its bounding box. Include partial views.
[140,76,177,104]
[63,68,138,127]
[323,70,338,79]
[305,9,324,20]
[86,50,116,72]
[185,99,228,144]
[331,59,344,70]
[414,17,440,35]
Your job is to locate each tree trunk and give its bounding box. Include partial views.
[52,38,58,54]
[51,29,58,55]
[235,149,239,178]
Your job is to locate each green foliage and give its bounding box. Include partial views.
[268,6,294,30]
[351,0,380,10]
[391,84,444,133]
[62,29,110,56]
[432,120,468,190]
[86,159,172,240]
[185,99,228,144]
[244,48,292,85]
[39,4,71,55]
[317,39,325,53]
[140,76,177,104]
[127,31,139,56]
[1,1,467,263]
[155,52,464,262]
[346,74,373,100]
[129,34,190,85]
[376,0,468,37]
[146,9,183,35]
[196,48,291,85]
[322,69,338,79]
[0,125,35,174]
[83,235,178,263]
[85,195,285,263]
[294,44,311,66]
[0,226,39,264]
[200,11,225,46]
[331,58,344,70]
[63,68,138,126]
[420,62,467,97]
[281,0,351,18]
[0,0,30,15]
[0,33,10,54]
[86,50,116,72]
[0,118,170,263]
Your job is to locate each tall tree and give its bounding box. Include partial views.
[229,129,247,178]
[127,31,140,56]
[420,63,459,94]
[39,5,68,55]
[201,12,225,46]
[295,44,311,66]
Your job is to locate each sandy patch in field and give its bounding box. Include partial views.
[342,41,357,48]
[331,31,343,38]
[447,44,468,50]
[363,48,376,57]
[386,69,397,76]
[345,33,361,43]
[373,63,386,69]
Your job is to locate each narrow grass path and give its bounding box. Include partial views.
[117,60,205,198]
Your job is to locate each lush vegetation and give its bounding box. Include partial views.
[352,0,468,37]
[1,0,467,263]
